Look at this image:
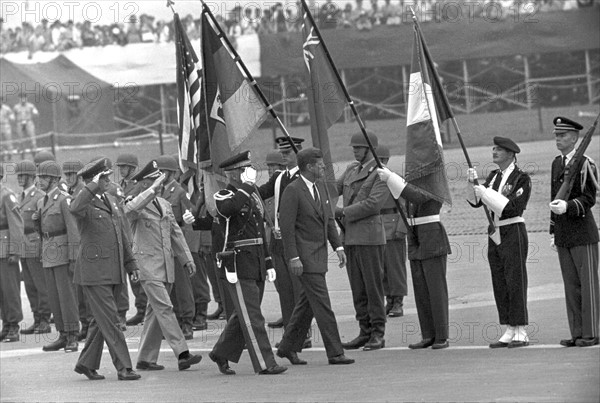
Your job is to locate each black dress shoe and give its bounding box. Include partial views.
[74,364,105,380]
[209,352,235,375]
[64,340,78,353]
[178,353,202,370]
[259,365,287,375]
[575,337,599,347]
[328,354,355,365]
[507,340,529,348]
[432,340,449,350]
[489,341,509,349]
[20,324,36,334]
[268,317,284,328]
[363,335,385,351]
[559,338,579,347]
[3,329,19,343]
[277,349,307,365]
[408,338,435,349]
[43,337,67,351]
[136,361,165,371]
[117,369,141,381]
[342,335,370,350]
[125,312,145,326]
[192,318,208,331]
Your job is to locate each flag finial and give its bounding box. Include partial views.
[409,6,417,22]
[166,0,175,12]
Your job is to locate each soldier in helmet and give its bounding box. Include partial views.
[33,151,69,193]
[16,160,51,335]
[63,160,84,197]
[116,153,139,198]
[335,132,388,351]
[34,161,80,352]
[0,163,25,343]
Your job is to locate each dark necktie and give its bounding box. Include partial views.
[102,194,111,209]
[562,155,567,170]
[21,192,25,203]
[491,172,503,191]
[43,195,48,206]
[313,183,321,207]
[153,199,162,217]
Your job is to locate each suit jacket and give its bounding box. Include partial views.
[280,177,341,273]
[0,185,24,259]
[336,159,387,246]
[550,155,599,248]
[20,186,44,259]
[125,187,193,284]
[36,187,79,268]
[70,182,138,286]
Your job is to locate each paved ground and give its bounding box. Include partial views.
[1,232,599,402]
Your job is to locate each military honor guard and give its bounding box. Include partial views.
[336,132,388,351]
[208,151,286,376]
[71,158,141,381]
[549,117,599,347]
[468,137,532,348]
[0,164,25,342]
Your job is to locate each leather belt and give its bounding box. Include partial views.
[497,217,524,227]
[408,214,440,226]
[228,238,263,248]
[41,229,67,239]
[380,208,399,215]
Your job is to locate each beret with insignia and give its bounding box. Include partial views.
[493,136,520,154]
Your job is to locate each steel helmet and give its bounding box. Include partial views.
[116,153,138,168]
[376,145,390,159]
[62,160,84,174]
[155,155,179,172]
[37,161,62,178]
[15,160,37,176]
[33,150,56,165]
[349,131,378,149]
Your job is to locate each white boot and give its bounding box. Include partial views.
[512,326,529,343]
[498,326,516,343]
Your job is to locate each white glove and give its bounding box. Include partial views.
[377,167,392,183]
[550,235,557,252]
[473,185,486,198]
[549,200,567,215]
[182,209,195,224]
[241,166,257,185]
[266,268,276,282]
[467,168,478,183]
[92,170,111,184]
[151,173,166,191]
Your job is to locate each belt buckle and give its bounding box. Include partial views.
[273,229,282,240]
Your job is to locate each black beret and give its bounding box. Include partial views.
[131,160,161,182]
[553,116,583,133]
[219,151,252,171]
[79,158,113,180]
[275,136,305,151]
[493,136,520,154]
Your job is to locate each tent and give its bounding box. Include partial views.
[0,55,115,143]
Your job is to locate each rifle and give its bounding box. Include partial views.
[554,113,599,201]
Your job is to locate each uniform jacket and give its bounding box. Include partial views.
[70,182,138,286]
[336,159,388,246]
[36,187,79,268]
[280,177,341,273]
[125,187,193,284]
[215,183,270,281]
[550,155,599,248]
[20,185,44,259]
[120,178,139,198]
[400,183,450,260]
[0,185,24,259]
[68,181,85,197]
[381,193,407,241]
[162,179,193,225]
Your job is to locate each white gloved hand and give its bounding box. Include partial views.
[376,167,392,183]
[266,268,276,282]
[473,185,486,198]
[151,173,166,191]
[549,200,567,215]
[550,235,557,252]
[241,166,257,185]
[182,209,195,224]
[92,171,103,184]
[467,168,478,183]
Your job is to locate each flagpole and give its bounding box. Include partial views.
[300,0,413,236]
[199,0,299,154]
[410,7,496,235]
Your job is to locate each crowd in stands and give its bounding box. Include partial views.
[0,0,593,56]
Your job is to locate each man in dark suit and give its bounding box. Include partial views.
[277,148,354,366]
[549,116,599,347]
[208,151,286,376]
[468,137,532,348]
[71,158,141,381]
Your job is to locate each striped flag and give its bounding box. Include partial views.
[174,13,201,181]
[405,22,452,205]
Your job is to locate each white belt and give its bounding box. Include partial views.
[497,217,524,227]
[408,214,440,226]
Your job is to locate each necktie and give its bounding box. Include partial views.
[102,194,111,209]
[562,155,567,170]
[43,195,48,206]
[491,172,503,191]
[153,199,162,217]
[21,192,25,203]
[313,183,320,206]
[285,170,290,182]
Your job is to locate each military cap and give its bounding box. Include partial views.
[553,116,583,133]
[276,136,305,151]
[265,151,285,166]
[131,160,161,182]
[62,160,83,174]
[155,155,179,172]
[350,131,378,149]
[116,153,138,168]
[90,155,113,169]
[78,158,113,180]
[376,145,391,159]
[33,150,56,165]
[15,160,36,175]
[219,150,252,171]
[37,160,62,178]
[493,136,520,154]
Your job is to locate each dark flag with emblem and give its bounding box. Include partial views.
[301,2,345,191]
[405,22,452,205]
[200,10,268,214]
[173,13,201,189]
